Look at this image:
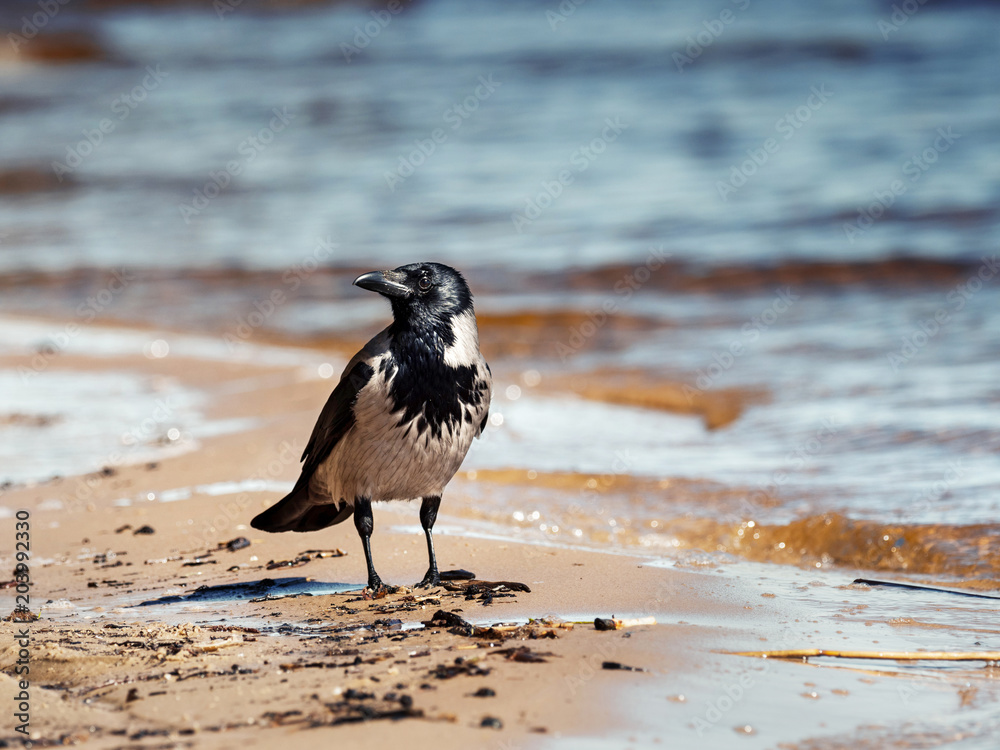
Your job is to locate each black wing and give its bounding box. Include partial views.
[250,359,374,533]
[477,358,492,436]
[299,359,375,479]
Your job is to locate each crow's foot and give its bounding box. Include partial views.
[414,570,441,589]
[362,574,387,599]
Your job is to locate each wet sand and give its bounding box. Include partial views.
[2,320,1000,748]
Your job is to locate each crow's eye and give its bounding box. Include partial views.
[418,276,432,291]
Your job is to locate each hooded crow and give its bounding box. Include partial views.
[250,262,492,592]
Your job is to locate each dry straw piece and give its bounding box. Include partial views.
[728,649,1000,662]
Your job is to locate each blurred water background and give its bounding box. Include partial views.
[0,0,998,580]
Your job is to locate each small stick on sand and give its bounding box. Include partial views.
[728,648,1000,661]
[853,578,1000,601]
[192,637,244,653]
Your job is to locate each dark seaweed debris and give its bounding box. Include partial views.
[602,661,645,672]
[431,657,491,679]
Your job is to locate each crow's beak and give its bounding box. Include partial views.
[353,270,411,299]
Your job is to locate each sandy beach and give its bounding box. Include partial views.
[3,316,999,749]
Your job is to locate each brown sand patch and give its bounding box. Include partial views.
[0,166,75,194]
[0,465,717,748]
[477,309,666,359]
[226,308,666,362]
[648,512,1000,587]
[461,467,742,500]
[0,31,106,65]
[0,601,673,747]
[0,641,135,687]
[553,256,992,294]
[553,368,768,429]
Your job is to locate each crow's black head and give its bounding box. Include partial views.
[354,262,473,328]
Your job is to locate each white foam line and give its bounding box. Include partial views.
[122,479,294,505]
[0,314,339,371]
[194,479,293,496]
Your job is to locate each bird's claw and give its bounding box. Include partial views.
[362,585,389,600]
[414,572,441,589]
[362,575,390,599]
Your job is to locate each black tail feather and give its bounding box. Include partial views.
[294,503,354,532]
[251,479,354,533]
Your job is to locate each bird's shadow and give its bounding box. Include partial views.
[135,576,360,608]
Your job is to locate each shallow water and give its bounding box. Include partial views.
[0,367,206,483]
[1,0,998,271]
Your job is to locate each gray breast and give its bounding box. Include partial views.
[312,355,489,504]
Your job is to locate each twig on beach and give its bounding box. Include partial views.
[728,648,1000,662]
[527,617,575,630]
[853,578,1000,600]
[191,637,244,653]
[602,661,646,672]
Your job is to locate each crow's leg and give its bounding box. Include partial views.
[415,496,442,588]
[353,497,383,591]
